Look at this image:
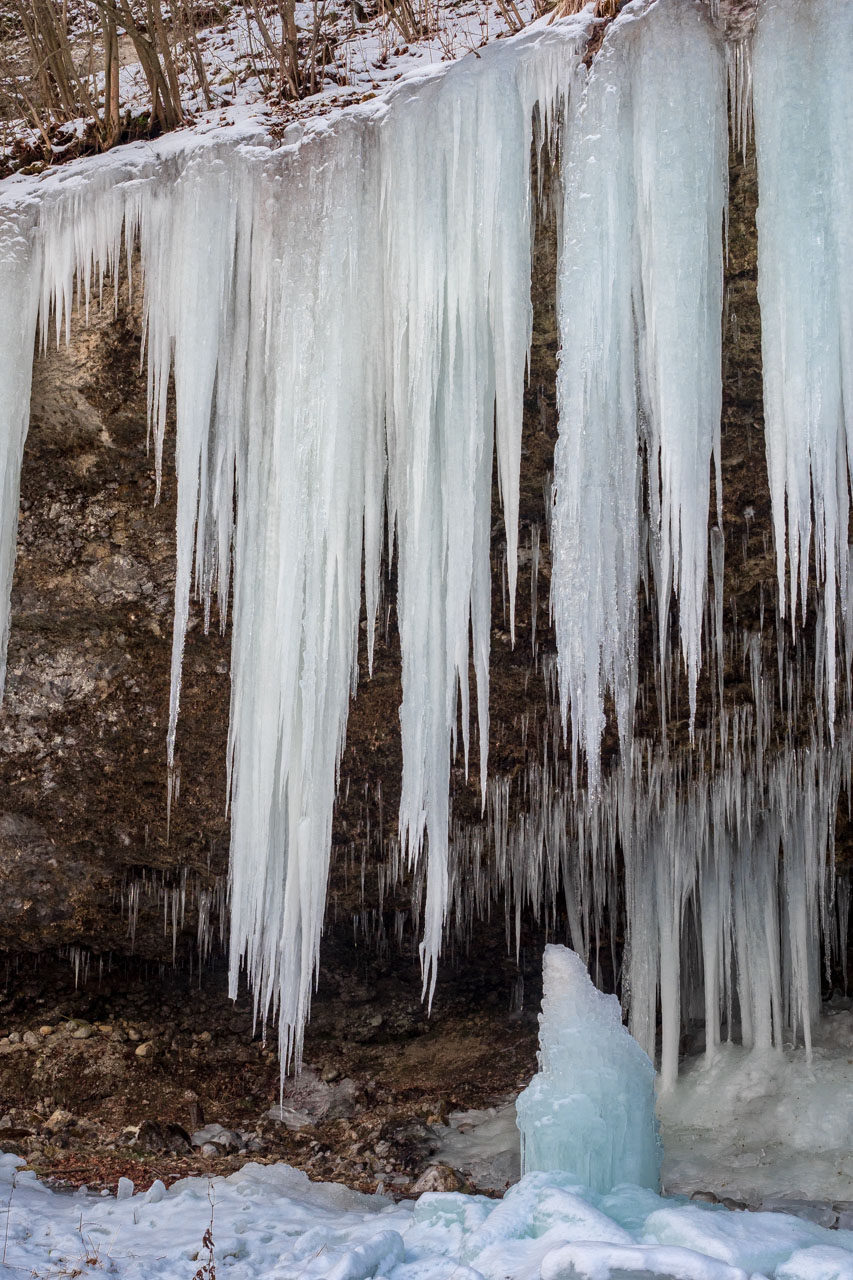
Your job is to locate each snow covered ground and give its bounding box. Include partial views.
[3,1149,853,1280]
[8,991,852,1280]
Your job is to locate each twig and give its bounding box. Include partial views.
[3,1170,17,1266]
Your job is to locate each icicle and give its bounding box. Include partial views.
[551,0,727,788]
[382,21,588,1000]
[0,215,39,694]
[0,16,593,1069]
[753,0,853,732]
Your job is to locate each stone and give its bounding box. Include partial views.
[134,1120,192,1154]
[134,1041,154,1058]
[266,1105,313,1130]
[191,1124,241,1153]
[45,1109,74,1133]
[410,1164,467,1194]
[38,1026,53,1037]
[72,1024,93,1040]
[22,1032,40,1048]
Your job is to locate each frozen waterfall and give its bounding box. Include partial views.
[0,15,590,1065]
[0,0,851,1085]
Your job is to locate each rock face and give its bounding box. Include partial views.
[0,288,231,957]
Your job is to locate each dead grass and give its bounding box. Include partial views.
[550,0,620,19]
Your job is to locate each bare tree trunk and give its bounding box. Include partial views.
[102,10,121,144]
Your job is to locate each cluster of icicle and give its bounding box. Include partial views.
[445,606,853,1090]
[0,11,589,1069]
[1,0,853,1076]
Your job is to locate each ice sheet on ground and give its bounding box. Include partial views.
[1,1151,852,1279]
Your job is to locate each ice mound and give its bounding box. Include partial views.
[516,945,661,1193]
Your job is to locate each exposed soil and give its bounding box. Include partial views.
[0,939,539,1197]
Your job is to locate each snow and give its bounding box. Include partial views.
[516,946,661,1194]
[0,0,544,175]
[1,1149,853,1279]
[659,998,853,1209]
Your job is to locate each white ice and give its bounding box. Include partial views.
[551,0,727,788]
[2,1149,853,1280]
[753,0,853,726]
[0,14,590,1066]
[516,945,661,1194]
[0,0,850,1103]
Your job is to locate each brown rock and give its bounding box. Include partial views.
[410,1164,467,1194]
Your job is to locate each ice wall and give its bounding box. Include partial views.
[551,0,727,789]
[516,944,661,1192]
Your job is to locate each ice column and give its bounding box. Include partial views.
[225,122,387,1062]
[516,945,661,1193]
[753,0,853,725]
[551,0,727,787]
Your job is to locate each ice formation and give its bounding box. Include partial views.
[0,16,590,1063]
[0,221,39,694]
[753,0,853,727]
[516,945,661,1193]
[551,0,727,788]
[0,0,851,1091]
[444,636,850,1091]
